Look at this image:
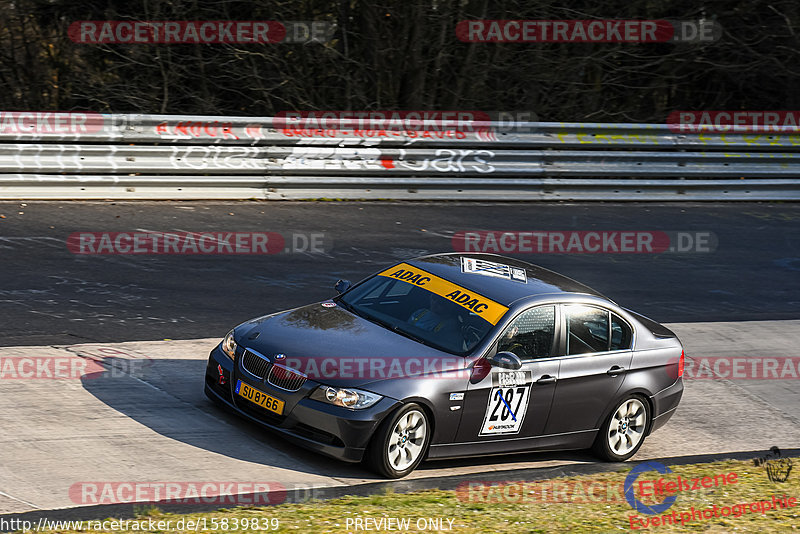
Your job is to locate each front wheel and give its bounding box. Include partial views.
[364,403,430,478]
[592,396,650,461]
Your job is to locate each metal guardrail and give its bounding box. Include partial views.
[0,113,798,200]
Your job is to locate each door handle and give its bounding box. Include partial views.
[536,375,557,384]
[606,365,626,375]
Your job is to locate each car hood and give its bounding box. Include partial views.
[236,302,465,387]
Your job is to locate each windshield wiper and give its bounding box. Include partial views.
[389,325,426,345]
[386,323,454,353]
[338,300,393,331]
[336,299,362,317]
[350,310,425,345]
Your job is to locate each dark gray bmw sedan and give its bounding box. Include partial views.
[205,253,684,478]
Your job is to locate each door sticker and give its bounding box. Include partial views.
[480,370,532,435]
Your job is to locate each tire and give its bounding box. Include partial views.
[592,395,650,462]
[364,403,431,478]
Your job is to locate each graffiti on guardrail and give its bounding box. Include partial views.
[163,146,498,172]
[1,113,798,200]
[3,113,800,149]
[264,110,539,140]
[278,128,483,140]
[156,120,240,140]
[277,147,497,173]
[168,146,264,169]
[552,131,800,146]
[158,119,492,143]
[387,149,496,173]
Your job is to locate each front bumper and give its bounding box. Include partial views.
[649,378,684,434]
[204,345,401,463]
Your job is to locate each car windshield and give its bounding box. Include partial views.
[337,275,495,355]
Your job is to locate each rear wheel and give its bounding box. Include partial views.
[592,396,650,461]
[365,403,430,478]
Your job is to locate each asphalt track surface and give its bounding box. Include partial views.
[1,322,799,518]
[0,201,798,346]
[0,201,799,519]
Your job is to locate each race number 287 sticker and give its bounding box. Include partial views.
[480,371,532,435]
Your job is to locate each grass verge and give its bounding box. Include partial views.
[23,458,799,533]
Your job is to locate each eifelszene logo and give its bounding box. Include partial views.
[624,461,739,515]
[625,462,677,514]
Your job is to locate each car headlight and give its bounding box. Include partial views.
[310,385,382,409]
[221,329,237,359]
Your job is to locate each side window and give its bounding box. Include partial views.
[497,306,555,360]
[565,305,610,355]
[610,314,633,350]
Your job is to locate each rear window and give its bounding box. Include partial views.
[625,309,675,339]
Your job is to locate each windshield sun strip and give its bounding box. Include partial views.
[376,262,509,325]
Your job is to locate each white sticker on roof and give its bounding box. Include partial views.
[461,257,527,283]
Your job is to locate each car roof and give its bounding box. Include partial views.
[405,253,607,306]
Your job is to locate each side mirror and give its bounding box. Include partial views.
[487,351,522,370]
[334,279,352,294]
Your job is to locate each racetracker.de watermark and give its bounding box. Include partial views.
[68,21,336,44]
[281,355,470,381]
[667,111,800,132]
[0,346,152,380]
[457,465,739,507]
[456,479,627,504]
[69,481,286,505]
[2,517,281,532]
[670,356,800,380]
[66,232,330,255]
[456,20,721,43]
[0,357,105,380]
[274,110,538,136]
[452,231,717,254]
[0,111,106,135]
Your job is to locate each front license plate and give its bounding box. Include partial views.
[236,380,284,415]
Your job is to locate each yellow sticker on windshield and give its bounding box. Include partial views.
[377,262,509,325]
